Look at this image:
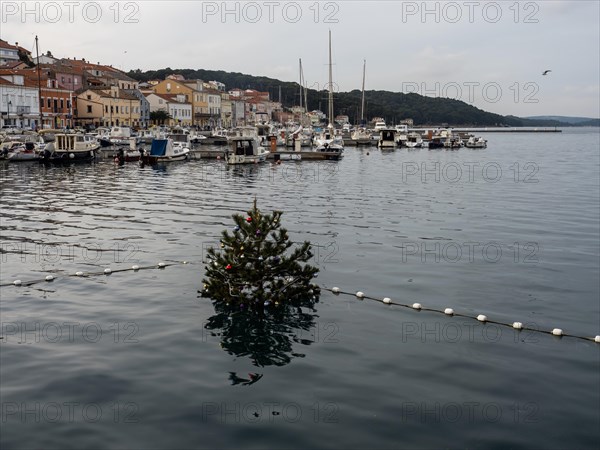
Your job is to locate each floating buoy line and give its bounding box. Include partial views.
[0,261,188,288]
[1,262,598,344]
[326,287,600,344]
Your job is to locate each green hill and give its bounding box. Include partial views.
[128,68,564,127]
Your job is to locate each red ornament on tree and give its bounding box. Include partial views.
[225,264,232,270]
[246,217,252,222]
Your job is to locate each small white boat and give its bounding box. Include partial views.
[395,125,408,146]
[142,138,189,164]
[405,132,423,148]
[109,126,132,146]
[373,120,387,132]
[377,129,396,148]
[226,137,270,164]
[351,127,372,145]
[7,142,40,161]
[444,136,464,149]
[465,136,487,148]
[286,126,313,148]
[314,124,344,153]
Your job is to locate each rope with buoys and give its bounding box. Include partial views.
[3,263,598,344]
[325,287,600,344]
[0,261,191,288]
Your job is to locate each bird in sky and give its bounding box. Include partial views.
[542,70,552,75]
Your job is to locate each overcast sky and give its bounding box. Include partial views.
[2,0,599,117]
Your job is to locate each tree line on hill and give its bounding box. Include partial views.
[128,68,591,127]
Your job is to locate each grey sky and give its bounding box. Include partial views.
[3,0,599,117]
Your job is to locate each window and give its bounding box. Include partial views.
[87,105,92,113]
[60,99,64,109]
[87,95,91,100]
[74,78,78,85]
[105,105,108,113]
[61,76,65,83]
[47,98,51,108]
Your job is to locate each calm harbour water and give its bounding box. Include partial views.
[1,128,599,449]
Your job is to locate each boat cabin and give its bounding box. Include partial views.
[232,139,256,156]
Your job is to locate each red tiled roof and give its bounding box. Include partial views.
[0,39,19,51]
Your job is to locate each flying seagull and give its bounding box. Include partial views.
[542,70,552,75]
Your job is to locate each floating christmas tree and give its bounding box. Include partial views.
[202,200,320,312]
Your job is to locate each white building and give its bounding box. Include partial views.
[145,92,192,126]
[0,74,40,129]
[0,40,20,66]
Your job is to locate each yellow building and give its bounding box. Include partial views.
[76,86,141,128]
[152,78,224,127]
[152,79,207,126]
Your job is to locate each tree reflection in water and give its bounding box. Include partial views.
[204,295,319,368]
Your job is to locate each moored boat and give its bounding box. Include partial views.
[6,142,41,161]
[377,129,396,148]
[406,132,423,148]
[141,138,190,164]
[465,136,487,148]
[41,133,99,163]
[225,137,269,164]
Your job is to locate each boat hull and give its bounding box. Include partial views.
[41,150,96,163]
[141,153,189,164]
[226,153,268,165]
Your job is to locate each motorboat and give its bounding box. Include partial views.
[41,133,99,162]
[141,138,190,164]
[225,137,269,164]
[406,132,423,148]
[351,127,372,145]
[377,129,396,148]
[465,136,487,148]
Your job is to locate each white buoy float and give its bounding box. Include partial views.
[477,314,487,322]
[412,303,422,310]
[331,287,340,294]
[383,297,392,304]
[595,336,600,343]
[183,261,189,264]
[158,262,166,268]
[104,268,112,275]
[132,265,140,271]
[552,328,563,337]
[355,291,365,299]
[444,308,454,315]
[45,275,54,282]
[75,271,84,277]
[13,280,22,286]
[513,322,523,330]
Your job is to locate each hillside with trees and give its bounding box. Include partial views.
[128,68,581,127]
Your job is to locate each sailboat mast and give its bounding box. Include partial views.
[328,30,334,126]
[299,58,303,110]
[35,35,43,128]
[361,59,366,124]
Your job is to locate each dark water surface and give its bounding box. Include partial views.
[1,128,599,449]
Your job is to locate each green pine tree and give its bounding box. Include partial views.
[202,200,320,312]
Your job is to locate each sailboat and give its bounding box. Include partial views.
[351,59,373,145]
[314,31,344,156]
